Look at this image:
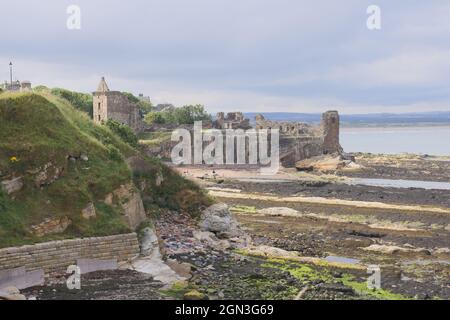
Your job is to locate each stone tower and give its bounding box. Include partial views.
[93,77,109,123]
[321,111,342,154]
[92,77,142,131]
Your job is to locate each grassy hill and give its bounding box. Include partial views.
[0,91,211,248]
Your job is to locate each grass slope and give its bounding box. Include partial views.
[0,91,211,248]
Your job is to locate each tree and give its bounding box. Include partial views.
[143,104,211,126]
[144,111,166,125]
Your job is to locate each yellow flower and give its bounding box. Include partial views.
[10,156,18,163]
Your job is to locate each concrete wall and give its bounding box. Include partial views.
[0,233,139,275]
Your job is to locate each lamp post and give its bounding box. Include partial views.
[9,62,13,85]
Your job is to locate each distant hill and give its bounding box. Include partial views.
[0,91,210,248]
[244,112,450,127]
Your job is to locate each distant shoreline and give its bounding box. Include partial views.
[341,123,450,129]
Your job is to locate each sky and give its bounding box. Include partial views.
[1,0,450,114]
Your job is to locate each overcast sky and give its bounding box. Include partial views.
[1,0,450,114]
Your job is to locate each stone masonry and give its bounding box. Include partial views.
[93,77,143,132]
[214,112,251,130]
[255,111,343,167]
[0,233,140,275]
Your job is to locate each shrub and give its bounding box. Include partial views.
[105,119,139,148]
[144,104,211,125]
[51,88,93,116]
[107,145,123,161]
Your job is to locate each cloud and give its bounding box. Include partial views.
[1,1,450,113]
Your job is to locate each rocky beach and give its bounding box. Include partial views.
[20,153,450,300]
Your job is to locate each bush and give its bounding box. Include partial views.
[51,88,93,116]
[107,145,123,161]
[144,104,211,125]
[144,111,166,125]
[105,119,139,148]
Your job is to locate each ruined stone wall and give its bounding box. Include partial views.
[93,91,143,132]
[321,111,342,154]
[255,111,342,167]
[0,233,139,275]
[214,112,251,130]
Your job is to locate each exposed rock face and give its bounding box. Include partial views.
[110,183,147,230]
[34,162,64,187]
[199,203,240,239]
[30,217,72,237]
[131,227,185,285]
[1,176,23,195]
[121,190,146,230]
[295,154,359,172]
[139,227,159,257]
[104,193,113,205]
[296,155,346,172]
[0,286,26,300]
[81,203,96,220]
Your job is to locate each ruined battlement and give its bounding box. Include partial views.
[255,111,342,167]
[208,110,342,167]
[214,112,251,130]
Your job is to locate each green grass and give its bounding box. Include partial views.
[138,131,172,147]
[0,91,212,248]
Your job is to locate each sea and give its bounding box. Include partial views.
[340,126,450,156]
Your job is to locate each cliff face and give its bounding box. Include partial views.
[0,91,211,248]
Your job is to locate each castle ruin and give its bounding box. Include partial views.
[254,111,342,167]
[92,77,143,132]
[214,112,251,130]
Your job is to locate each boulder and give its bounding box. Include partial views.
[0,286,26,300]
[122,191,147,230]
[30,216,72,237]
[110,183,147,230]
[81,203,96,219]
[140,227,159,256]
[104,193,113,205]
[34,162,64,187]
[199,203,240,238]
[166,259,192,279]
[295,154,361,172]
[296,155,344,172]
[1,176,23,195]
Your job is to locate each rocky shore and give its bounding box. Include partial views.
[19,153,450,300]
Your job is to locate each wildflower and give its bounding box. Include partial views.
[10,156,19,163]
